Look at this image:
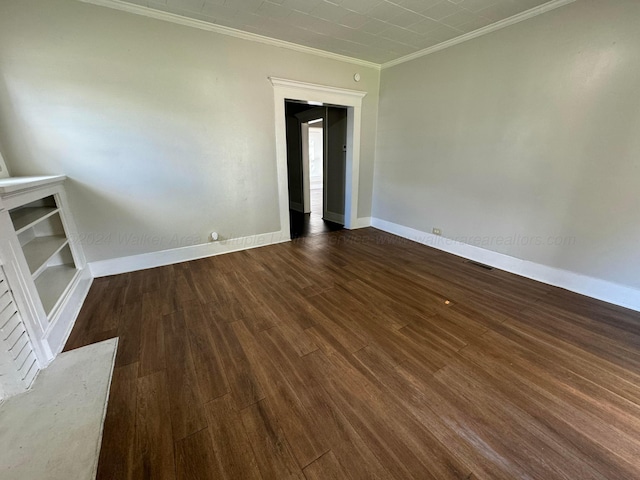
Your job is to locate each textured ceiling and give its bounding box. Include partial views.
[116,0,558,64]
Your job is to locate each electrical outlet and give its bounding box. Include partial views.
[432,228,442,236]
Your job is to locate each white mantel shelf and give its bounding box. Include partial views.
[0,176,67,195]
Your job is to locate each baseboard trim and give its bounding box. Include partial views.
[89,230,290,277]
[371,217,640,313]
[43,267,94,363]
[350,217,372,229]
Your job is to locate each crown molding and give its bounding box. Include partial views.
[76,0,381,70]
[269,77,367,99]
[76,0,577,75]
[381,0,577,69]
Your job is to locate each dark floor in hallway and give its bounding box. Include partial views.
[289,187,342,238]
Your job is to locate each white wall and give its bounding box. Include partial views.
[374,0,640,291]
[309,127,323,190]
[0,0,379,263]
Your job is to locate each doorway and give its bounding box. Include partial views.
[269,77,367,241]
[285,101,346,238]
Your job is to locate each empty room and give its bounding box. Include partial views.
[1,0,639,478]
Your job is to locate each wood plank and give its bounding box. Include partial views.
[62,290,100,350]
[307,349,472,480]
[240,399,304,480]
[297,375,394,480]
[138,291,166,377]
[203,395,262,480]
[116,300,142,367]
[432,362,609,480]
[96,363,138,480]
[303,451,351,480]
[353,345,522,480]
[181,302,229,402]
[246,281,318,355]
[135,371,176,480]
[175,428,223,480]
[205,308,265,409]
[163,310,208,441]
[232,320,329,467]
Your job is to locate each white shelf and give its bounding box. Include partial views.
[0,176,66,195]
[22,236,69,278]
[10,207,59,234]
[34,265,78,316]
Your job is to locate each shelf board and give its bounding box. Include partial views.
[10,207,59,234]
[22,235,69,278]
[34,265,78,316]
[0,175,66,194]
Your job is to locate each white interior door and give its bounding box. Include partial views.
[323,107,347,225]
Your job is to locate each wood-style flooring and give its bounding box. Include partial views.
[64,228,640,479]
[289,187,343,238]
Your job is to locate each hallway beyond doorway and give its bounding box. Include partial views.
[289,187,342,238]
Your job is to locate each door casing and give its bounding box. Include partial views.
[269,77,366,240]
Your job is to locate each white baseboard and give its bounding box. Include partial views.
[89,230,290,278]
[349,217,372,229]
[43,267,94,363]
[371,217,640,313]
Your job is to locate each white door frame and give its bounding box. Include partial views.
[269,77,366,239]
[300,121,311,213]
[295,107,325,214]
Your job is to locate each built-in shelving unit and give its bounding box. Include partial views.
[0,176,91,398]
[9,195,79,317]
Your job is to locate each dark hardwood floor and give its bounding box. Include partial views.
[64,228,640,479]
[289,210,343,238]
[289,187,343,238]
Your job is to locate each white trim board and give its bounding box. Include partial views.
[76,0,379,70]
[269,77,366,237]
[381,0,576,69]
[353,217,372,229]
[89,230,289,277]
[43,267,93,362]
[371,218,640,313]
